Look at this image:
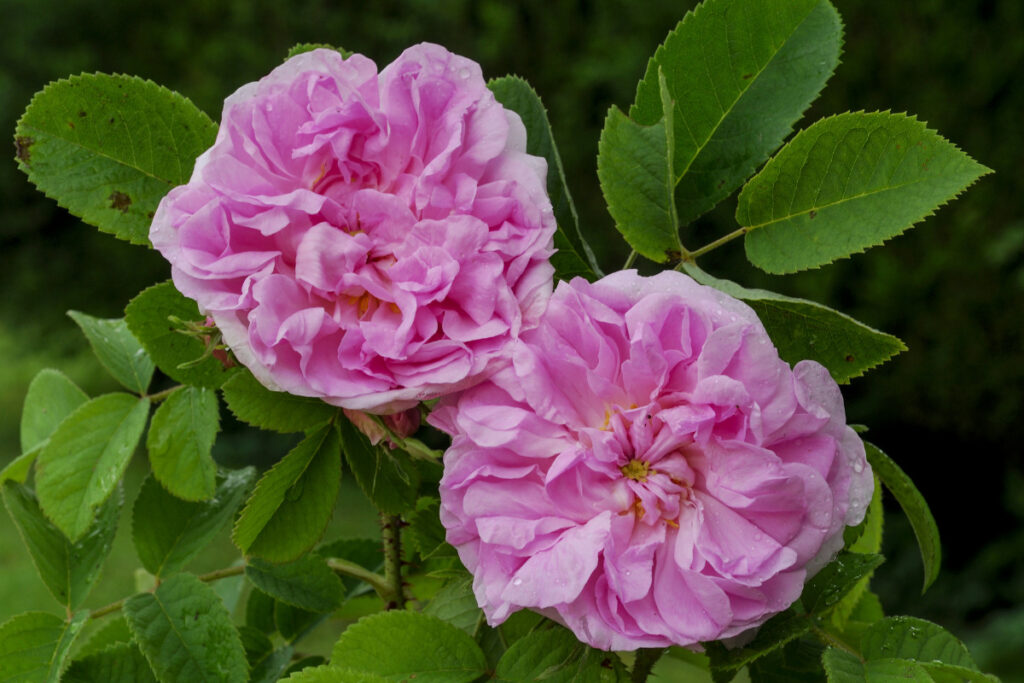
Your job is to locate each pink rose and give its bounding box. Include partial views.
[151,44,555,413]
[430,271,873,650]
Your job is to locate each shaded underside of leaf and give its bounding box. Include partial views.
[683,263,905,382]
[864,442,941,593]
[488,75,600,279]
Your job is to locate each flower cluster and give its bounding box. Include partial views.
[153,44,872,651]
[152,44,555,413]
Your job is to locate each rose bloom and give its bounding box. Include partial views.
[151,44,555,412]
[430,271,874,650]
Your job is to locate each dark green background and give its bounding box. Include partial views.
[2,0,1021,677]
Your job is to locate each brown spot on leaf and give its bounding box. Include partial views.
[742,73,753,79]
[78,110,87,117]
[845,354,854,362]
[717,179,726,189]
[15,136,33,163]
[147,211,155,219]
[67,121,75,129]
[108,117,115,124]
[601,657,614,669]
[109,191,132,213]
[809,210,818,219]
[665,249,682,262]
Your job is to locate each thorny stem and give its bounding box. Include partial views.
[88,564,246,620]
[631,647,666,682]
[381,513,405,609]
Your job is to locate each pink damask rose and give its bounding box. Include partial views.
[151,44,555,412]
[430,271,874,650]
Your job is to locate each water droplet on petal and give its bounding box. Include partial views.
[853,461,864,473]
[458,67,471,80]
[512,577,523,586]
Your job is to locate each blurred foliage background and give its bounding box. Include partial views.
[1,0,1021,677]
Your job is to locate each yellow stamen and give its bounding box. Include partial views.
[620,459,650,482]
[311,162,328,190]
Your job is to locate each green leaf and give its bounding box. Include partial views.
[124,281,237,389]
[423,577,482,635]
[282,657,327,678]
[3,482,119,610]
[132,469,254,577]
[0,611,88,683]
[632,0,842,228]
[705,609,811,679]
[494,627,626,682]
[251,646,294,683]
[146,386,220,501]
[920,663,1000,683]
[801,552,885,616]
[682,264,906,383]
[331,611,487,683]
[746,637,829,683]
[488,75,600,279]
[233,424,342,562]
[822,649,935,682]
[20,369,89,454]
[63,643,157,683]
[739,112,992,273]
[339,416,419,515]
[0,449,42,486]
[281,667,390,683]
[407,497,452,560]
[274,601,323,643]
[245,588,278,635]
[598,70,681,263]
[221,371,338,434]
[68,312,154,394]
[864,442,941,593]
[36,393,149,541]
[72,616,132,659]
[124,573,248,683]
[246,557,344,613]
[861,617,976,669]
[240,626,295,683]
[14,73,217,246]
